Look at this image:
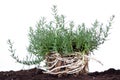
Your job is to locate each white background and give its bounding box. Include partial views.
[0,0,120,72]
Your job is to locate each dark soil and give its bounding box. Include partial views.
[0,68,120,80]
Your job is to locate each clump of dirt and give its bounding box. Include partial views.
[0,68,120,80]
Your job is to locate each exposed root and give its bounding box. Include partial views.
[43,52,102,75]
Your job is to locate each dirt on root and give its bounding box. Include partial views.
[0,68,120,80]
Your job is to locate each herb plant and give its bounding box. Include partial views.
[8,5,114,75]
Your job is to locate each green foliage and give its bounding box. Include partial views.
[8,5,114,65]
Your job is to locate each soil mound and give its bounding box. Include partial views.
[0,68,120,80]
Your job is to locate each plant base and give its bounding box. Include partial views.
[44,52,89,76]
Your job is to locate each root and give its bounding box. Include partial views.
[43,52,102,75]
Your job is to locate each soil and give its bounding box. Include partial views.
[0,68,120,80]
